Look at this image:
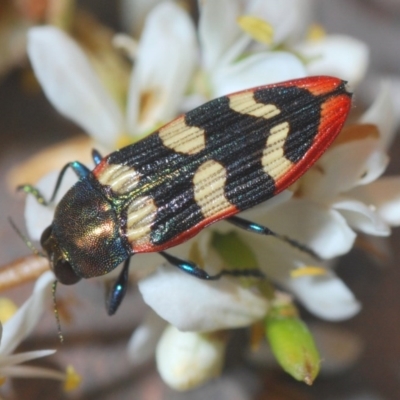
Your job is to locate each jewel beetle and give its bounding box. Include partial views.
[22,76,352,316]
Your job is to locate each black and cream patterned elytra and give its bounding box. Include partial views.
[90,77,351,254]
[35,76,351,303]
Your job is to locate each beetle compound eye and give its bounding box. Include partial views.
[54,259,81,285]
[40,225,53,247]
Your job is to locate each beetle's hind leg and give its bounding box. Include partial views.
[227,216,320,260]
[18,161,91,205]
[159,251,265,280]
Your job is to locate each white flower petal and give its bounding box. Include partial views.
[0,350,56,368]
[119,0,168,36]
[212,52,306,97]
[199,0,313,69]
[359,74,400,138]
[25,170,78,241]
[247,198,356,259]
[126,2,197,135]
[333,198,390,236]
[28,26,124,147]
[0,271,54,355]
[248,0,313,46]
[156,325,226,391]
[303,139,388,201]
[296,35,369,86]
[234,190,293,223]
[0,365,65,380]
[348,177,400,227]
[285,273,361,320]
[138,264,269,331]
[360,81,396,150]
[199,0,247,70]
[127,309,166,366]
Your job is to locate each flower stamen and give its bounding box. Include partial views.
[237,15,274,45]
[291,266,327,278]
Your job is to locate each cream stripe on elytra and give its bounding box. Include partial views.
[159,116,206,155]
[98,164,140,194]
[126,196,157,242]
[193,160,233,218]
[229,92,281,119]
[262,122,293,180]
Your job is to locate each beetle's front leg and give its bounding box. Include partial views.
[106,257,131,315]
[18,161,91,205]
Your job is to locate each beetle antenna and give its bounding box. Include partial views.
[8,217,44,257]
[52,280,64,343]
[8,218,63,342]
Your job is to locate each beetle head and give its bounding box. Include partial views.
[40,225,81,285]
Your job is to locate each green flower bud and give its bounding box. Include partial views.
[265,304,320,385]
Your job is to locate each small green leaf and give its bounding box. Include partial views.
[211,231,258,270]
[265,304,320,385]
[211,231,274,296]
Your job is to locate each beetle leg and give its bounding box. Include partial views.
[159,251,264,280]
[92,149,103,165]
[18,161,91,205]
[227,216,320,260]
[106,257,131,315]
[48,161,91,203]
[17,184,49,206]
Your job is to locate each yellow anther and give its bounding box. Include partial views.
[0,376,6,386]
[291,266,327,278]
[237,16,274,45]
[306,24,326,41]
[0,297,18,323]
[63,365,82,391]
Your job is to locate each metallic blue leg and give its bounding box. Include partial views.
[18,160,91,206]
[49,161,90,202]
[92,149,103,165]
[227,216,319,259]
[159,251,264,280]
[106,257,130,315]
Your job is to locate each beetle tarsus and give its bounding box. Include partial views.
[17,184,48,206]
[18,161,91,206]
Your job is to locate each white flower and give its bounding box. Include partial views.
[156,325,227,391]
[228,83,397,321]
[295,34,369,87]
[25,2,196,239]
[119,0,170,36]
[21,0,400,391]
[196,0,308,99]
[28,2,197,149]
[127,228,270,368]
[0,272,79,389]
[138,260,269,332]
[127,0,372,341]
